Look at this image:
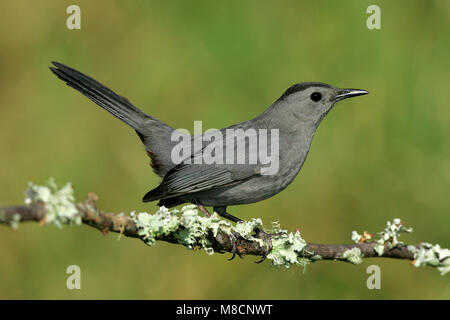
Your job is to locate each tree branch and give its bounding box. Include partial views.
[0,180,448,274]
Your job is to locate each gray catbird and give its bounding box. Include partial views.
[50,62,367,229]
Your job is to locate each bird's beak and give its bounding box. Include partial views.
[335,88,369,102]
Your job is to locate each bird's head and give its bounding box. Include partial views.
[276,82,368,125]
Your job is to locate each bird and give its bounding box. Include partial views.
[50,62,368,258]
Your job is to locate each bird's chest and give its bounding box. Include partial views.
[236,138,311,202]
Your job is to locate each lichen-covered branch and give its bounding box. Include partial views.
[0,179,448,274]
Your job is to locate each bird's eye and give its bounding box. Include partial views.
[310,92,322,102]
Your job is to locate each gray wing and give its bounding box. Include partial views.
[166,163,258,193]
[143,164,260,202]
[143,162,260,201]
[143,122,270,202]
[163,128,264,194]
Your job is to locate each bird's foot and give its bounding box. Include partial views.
[252,227,273,263]
[252,228,287,263]
[227,227,285,262]
[228,231,244,261]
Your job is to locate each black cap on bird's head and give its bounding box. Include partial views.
[279,82,368,103]
[276,82,368,124]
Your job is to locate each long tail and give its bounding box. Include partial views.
[50,61,148,131]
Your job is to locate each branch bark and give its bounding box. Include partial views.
[0,192,416,262]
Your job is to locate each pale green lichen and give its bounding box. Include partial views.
[341,247,363,264]
[352,218,413,256]
[310,255,323,261]
[258,221,309,268]
[176,207,233,254]
[352,219,449,275]
[266,231,308,268]
[20,181,449,273]
[132,204,235,255]
[268,221,283,233]
[131,206,180,245]
[131,205,308,267]
[408,243,450,276]
[10,213,21,230]
[351,230,362,243]
[25,178,81,228]
[233,218,265,247]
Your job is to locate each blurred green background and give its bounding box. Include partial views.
[0,0,449,299]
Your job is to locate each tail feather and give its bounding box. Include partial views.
[50,61,177,177]
[157,197,186,208]
[143,185,165,202]
[50,61,148,130]
[143,186,186,207]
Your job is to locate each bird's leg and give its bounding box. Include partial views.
[213,206,244,260]
[253,228,274,263]
[193,200,211,217]
[196,203,211,217]
[195,202,234,253]
[213,206,276,262]
[213,206,242,223]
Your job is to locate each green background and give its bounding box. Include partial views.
[0,0,449,299]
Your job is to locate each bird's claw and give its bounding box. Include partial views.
[228,232,244,261]
[253,227,272,263]
[227,227,284,263]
